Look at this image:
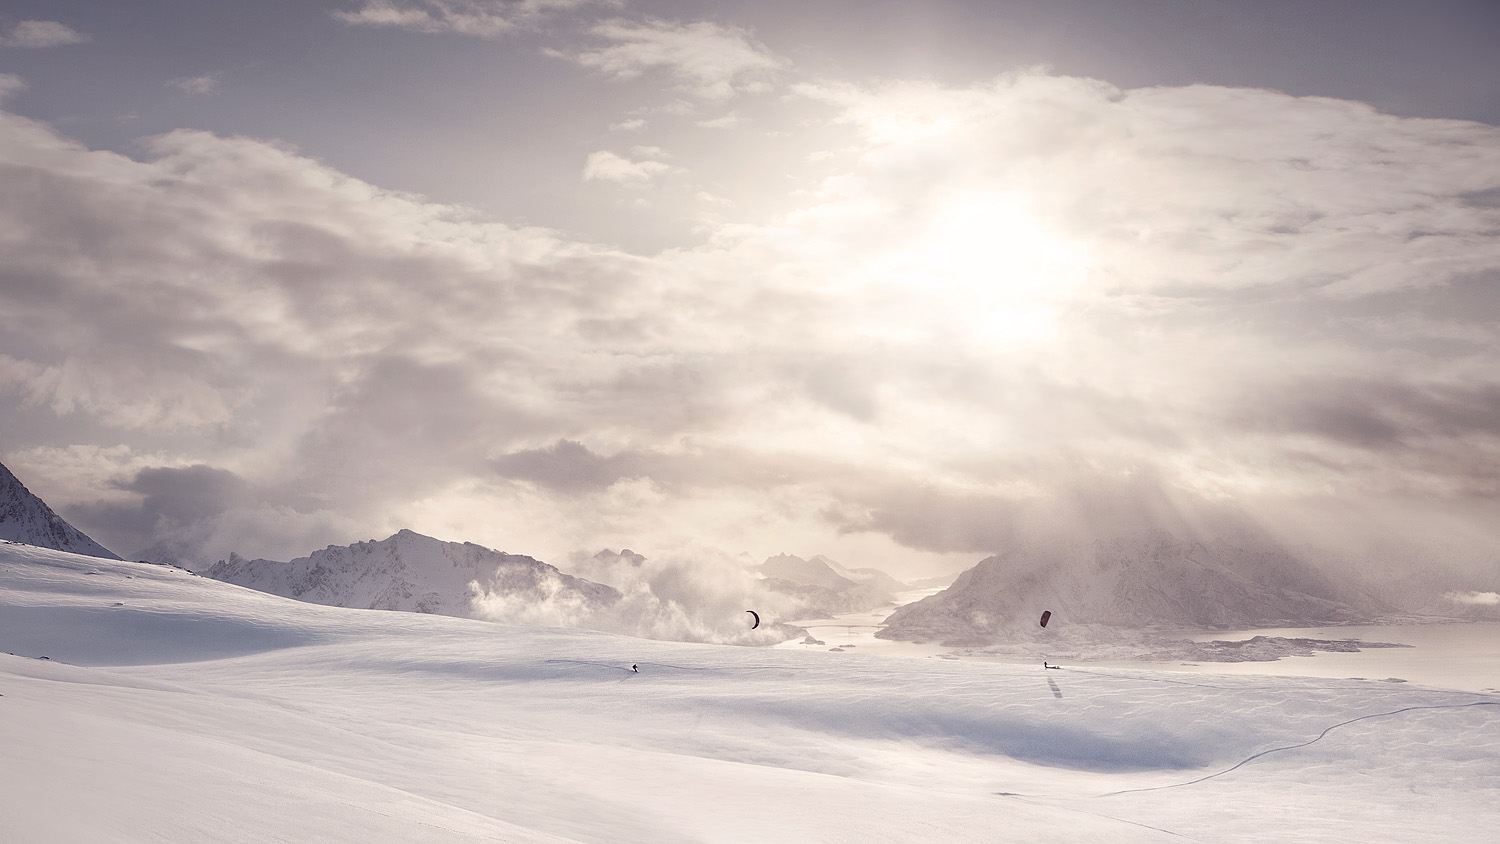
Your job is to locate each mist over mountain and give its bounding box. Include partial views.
[0,461,119,560]
[879,530,1394,646]
[756,553,905,617]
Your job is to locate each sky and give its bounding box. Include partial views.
[1,0,1498,580]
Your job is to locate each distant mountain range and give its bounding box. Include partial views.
[757,553,907,617]
[204,529,619,617]
[0,460,119,560]
[879,531,1391,645]
[9,458,1492,651]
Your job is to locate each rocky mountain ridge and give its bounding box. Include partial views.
[0,460,119,560]
[203,529,619,618]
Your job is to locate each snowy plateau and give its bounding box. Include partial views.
[3,463,1499,841]
[3,540,1500,843]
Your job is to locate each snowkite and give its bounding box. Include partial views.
[1039,610,1051,628]
[746,610,761,629]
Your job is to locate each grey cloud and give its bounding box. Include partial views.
[167,74,221,97]
[0,20,89,49]
[285,354,550,510]
[490,439,836,495]
[72,465,254,559]
[801,358,879,421]
[332,0,599,38]
[1235,380,1500,448]
[823,470,1273,556]
[492,439,637,493]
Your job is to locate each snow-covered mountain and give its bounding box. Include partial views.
[203,529,619,618]
[880,531,1386,645]
[758,553,903,616]
[0,460,119,560]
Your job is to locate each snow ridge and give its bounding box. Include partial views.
[0,460,119,560]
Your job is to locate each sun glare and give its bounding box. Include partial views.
[874,192,1087,345]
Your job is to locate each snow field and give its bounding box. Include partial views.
[3,543,1497,842]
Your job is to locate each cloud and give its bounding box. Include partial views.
[333,0,601,37]
[558,18,785,100]
[473,545,799,644]
[0,106,636,560]
[168,74,222,97]
[695,112,742,129]
[0,74,22,103]
[0,20,89,48]
[1446,591,1500,606]
[3,69,1499,586]
[581,149,671,184]
[491,439,634,493]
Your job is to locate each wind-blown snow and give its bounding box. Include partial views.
[2,540,1497,843]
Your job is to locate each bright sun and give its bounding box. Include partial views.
[873,191,1087,345]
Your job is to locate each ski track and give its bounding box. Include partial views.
[1098,699,1500,797]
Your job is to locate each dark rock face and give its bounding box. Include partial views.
[0,461,119,560]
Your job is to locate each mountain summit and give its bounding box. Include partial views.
[880,531,1383,645]
[0,460,119,560]
[203,529,619,618]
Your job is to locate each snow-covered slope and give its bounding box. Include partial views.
[202,528,619,618]
[0,460,118,560]
[882,532,1383,645]
[2,541,1496,843]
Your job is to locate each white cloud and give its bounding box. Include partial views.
[0,74,23,102]
[581,149,671,185]
[560,18,785,100]
[168,74,222,97]
[0,20,89,48]
[696,112,742,129]
[1447,591,1500,606]
[609,117,646,132]
[333,0,602,38]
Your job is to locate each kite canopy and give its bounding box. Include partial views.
[1039,610,1051,628]
[746,610,760,629]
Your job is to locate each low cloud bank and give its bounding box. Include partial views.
[469,548,801,645]
[1446,591,1500,606]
